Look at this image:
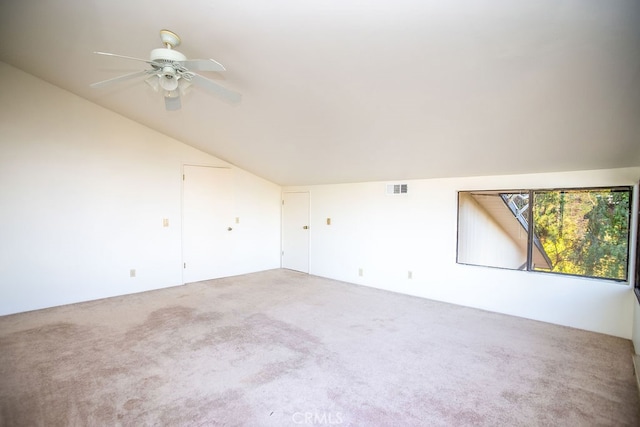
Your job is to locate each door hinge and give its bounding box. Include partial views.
[282,200,284,205]
[183,262,186,269]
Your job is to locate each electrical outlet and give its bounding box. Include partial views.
[130,269,136,278]
[162,218,169,227]
[358,268,363,277]
[326,218,331,225]
[408,271,413,279]
[235,217,240,224]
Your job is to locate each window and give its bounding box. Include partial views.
[457,187,632,281]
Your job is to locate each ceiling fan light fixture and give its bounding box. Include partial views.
[147,74,189,98]
[145,75,160,91]
[164,89,180,98]
[159,67,179,91]
[159,76,179,91]
[178,78,192,95]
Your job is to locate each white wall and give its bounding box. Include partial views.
[285,168,640,338]
[0,62,281,315]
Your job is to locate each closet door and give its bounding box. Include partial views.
[182,165,234,283]
[281,192,310,273]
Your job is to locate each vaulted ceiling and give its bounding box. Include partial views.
[1,0,639,185]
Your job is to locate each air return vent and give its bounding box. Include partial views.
[386,184,408,195]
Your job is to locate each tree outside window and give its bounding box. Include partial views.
[457,187,632,282]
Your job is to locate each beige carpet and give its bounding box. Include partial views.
[1,269,638,426]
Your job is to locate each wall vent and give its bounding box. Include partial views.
[386,183,408,195]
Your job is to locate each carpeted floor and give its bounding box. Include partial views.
[1,269,638,426]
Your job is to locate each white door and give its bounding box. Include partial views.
[182,165,234,283]
[282,192,310,273]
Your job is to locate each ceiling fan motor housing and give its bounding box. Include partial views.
[150,48,187,65]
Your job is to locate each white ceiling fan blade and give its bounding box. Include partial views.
[90,70,151,88]
[165,94,182,111]
[190,73,242,103]
[94,51,160,67]
[180,59,226,72]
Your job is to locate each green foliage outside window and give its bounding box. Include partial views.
[533,188,630,280]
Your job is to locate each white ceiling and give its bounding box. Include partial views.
[1,0,639,186]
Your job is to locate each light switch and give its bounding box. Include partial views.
[163,218,169,227]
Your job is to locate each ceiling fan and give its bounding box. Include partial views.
[91,29,241,110]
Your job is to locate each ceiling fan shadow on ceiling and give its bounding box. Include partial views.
[90,29,241,111]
